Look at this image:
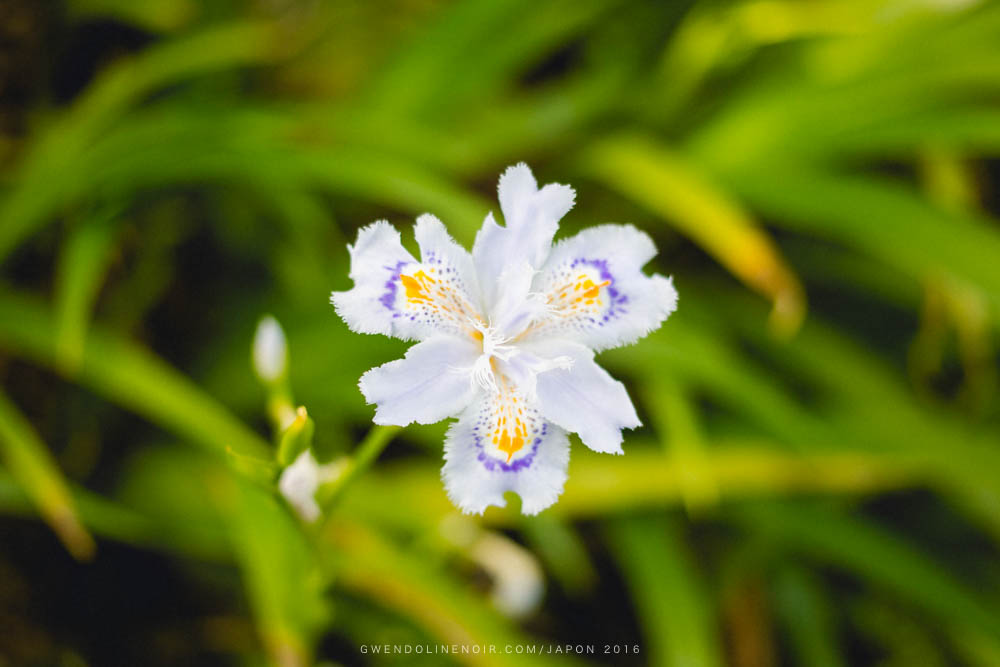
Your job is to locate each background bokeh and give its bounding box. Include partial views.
[2,0,1000,665]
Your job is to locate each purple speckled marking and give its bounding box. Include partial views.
[380,260,409,318]
[472,422,547,472]
[569,257,629,324]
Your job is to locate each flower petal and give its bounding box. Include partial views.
[499,165,576,246]
[526,339,641,454]
[359,335,480,426]
[489,260,551,342]
[526,224,677,351]
[332,217,486,341]
[497,347,572,404]
[443,387,569,515]
[498,162,540,225]
[413,213,481,309]
[473,164,575,309]
[331,221,420,339]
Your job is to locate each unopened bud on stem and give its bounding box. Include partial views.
[252,315,288,384]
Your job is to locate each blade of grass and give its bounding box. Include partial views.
[323,517,578,667]
[644,380,720,512]
[13,103,493,247]
[419,0,619,117]
[607,515,724,667]
[773,566,846,667]
[116,445,327,663]
[364,0,634,118]
[580,134,805,336]
[0,288,269,462]
[0,390,95,560]
[336,445,922,531]
[739,169,1000,306]
[685,4,1000,168]
[223,476,329,667]
[829,107,1000,159]
[0,469,155,549]
[605,322,829,449]
[54,207,119,374]
[520,515,597,596]
[735,502,1000,639]
[0,20,287,263]
[849,597,949,667]
[0,457,230,559]
[687,286,1000,545]
[67,0,196,31]
[706,286,1000,489]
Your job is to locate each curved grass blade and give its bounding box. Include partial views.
[723,168,1000,310]
[6,103,493,248]
[54,206,120,374]
[67,0,196,32]
[606,515,724,667]
[360,0,616,116]
[580,134,805,336]
[0,20,287,263]
[337,446,920,532]
[323,518,578,667]
[225,477,329,667]
[735,502,1000,640]
[116,445,326,662]
[0,390,95,560]
[773,565,846,667]
[520,515,597,596]
[0,289,269,462]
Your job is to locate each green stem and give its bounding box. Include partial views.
[318,425,399,515]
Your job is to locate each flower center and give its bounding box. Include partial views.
[470,320,517,393]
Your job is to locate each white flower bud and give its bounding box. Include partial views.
[439,516,544,618]
[471,533,545,619]
[252,315,287,384]
[278,449,342,522]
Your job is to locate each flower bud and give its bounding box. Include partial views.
[252,315,287,384]
[277,406,313,466]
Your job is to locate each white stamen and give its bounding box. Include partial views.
[472,355,499,393]
[468,319,521,393]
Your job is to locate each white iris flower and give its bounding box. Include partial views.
[332,164,677,514]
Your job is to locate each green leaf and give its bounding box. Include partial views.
[338,446,919,530]
[226,477,329,667]
[580,134,805,336]
[520,515,597,596]
[0,390,95,560]
[0,20,286,263]
[117,445,327,663]
[4,102,494,250]
[736,502,1000,639]
[323,518,576,667]
[722,168,1000,310]
[606,515,724,667]
[54,207,119,373]
[67,0,197,31]
[0,288,269,463]
[360,0,617,116]
[773,566,846,667]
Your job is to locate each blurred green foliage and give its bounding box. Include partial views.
[1,0,1000,665]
